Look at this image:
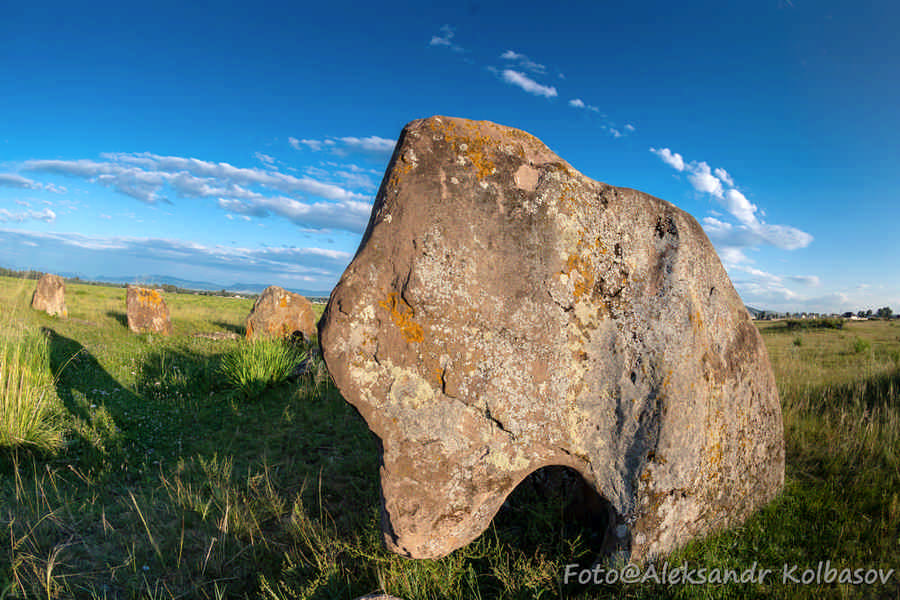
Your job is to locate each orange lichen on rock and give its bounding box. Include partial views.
[379,292,424,344]
[428,118,499,181]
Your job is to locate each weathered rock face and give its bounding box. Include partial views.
[245,286,316,341]
[31,273,67,318]
[126,286,173,335]
[319,116,784,561]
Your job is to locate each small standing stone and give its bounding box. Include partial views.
[126,286,173,335]
[31,273,67,318]
[245,285,316,341]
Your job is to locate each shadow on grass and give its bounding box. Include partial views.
[491,465,616,560]
[105,310,128,329]
[212,320,245,336]
[43,327,138,472]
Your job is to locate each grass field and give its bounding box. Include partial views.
[2,274,899,599]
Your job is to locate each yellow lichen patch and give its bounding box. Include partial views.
[279,296,288,308]
[379,292,424,344]
[565,253,595,301]
[393,146,417,177]
[137,289,163,307]
[427,118,499,181]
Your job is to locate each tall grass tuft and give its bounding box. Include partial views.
[220,337,306,399]
[0,324,64,453]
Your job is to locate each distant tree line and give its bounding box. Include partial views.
[843,307,894,320]
[0,266,44,280]
[784,317,845,331]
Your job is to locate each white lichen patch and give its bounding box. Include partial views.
[485,447,530,471]
[360,304,376,322]
[389,367,434,409]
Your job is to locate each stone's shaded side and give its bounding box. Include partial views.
[31,273,67,318]
[126,286,173,335]
[319,116,784,561]
[245,285,316,341]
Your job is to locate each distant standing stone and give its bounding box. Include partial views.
[319,115,784,562]
[126,286,173,334]
[31,273,67,318]
[245,285,316,341]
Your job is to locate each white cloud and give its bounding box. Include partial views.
[788,275,821,286]
[99,214,112,220]
[568,98,600,112]
[609,128,623,138]
[216,194,372,232]
[0,173,39,189]
[429,25,464,53]
[625,124,635,132]
[0,173,65,193]
[687,161,724,198]
[500,69,557,98]
[288,136,394,157]
[337,136,395,154]
[702,216,812,251]
[255,152,276,165]
[653,148,813,255]
[23,153,374,232]
[717,246,750,266]
[713,167,734,187]
[649,147,685,171]
[500,50,547,74]
[0,228,352,288]
[722,188,758,226]
[0,207,56,223]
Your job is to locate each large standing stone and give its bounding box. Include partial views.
[126,286,173,335]
[31,273,67,318]
[319,116,784,561]
[245,286,316,341]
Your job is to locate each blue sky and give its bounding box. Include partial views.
[1,0,897,311]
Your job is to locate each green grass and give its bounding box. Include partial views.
[0,284,65,453]
[221,338,308,399]
[1,274,899,599]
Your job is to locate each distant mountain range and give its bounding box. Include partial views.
[64,272,332,298]
[745,306,765,319]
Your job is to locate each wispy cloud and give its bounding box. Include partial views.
[23,153,374,233]
[788,275,821,286]
[429,25,464,53]
[500,50,547,75]
[0,207,56,223]
[255,152,276,166]
[217,194,371,232]
[0,173,65,193]
[289,135,394,157]
[650,147,812,251]
[0,228,352,287]
[650,147,685,171]
[568,98,600,112]
[500,69,557,98]
[336,136,395,154]
[650,146,814,308]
